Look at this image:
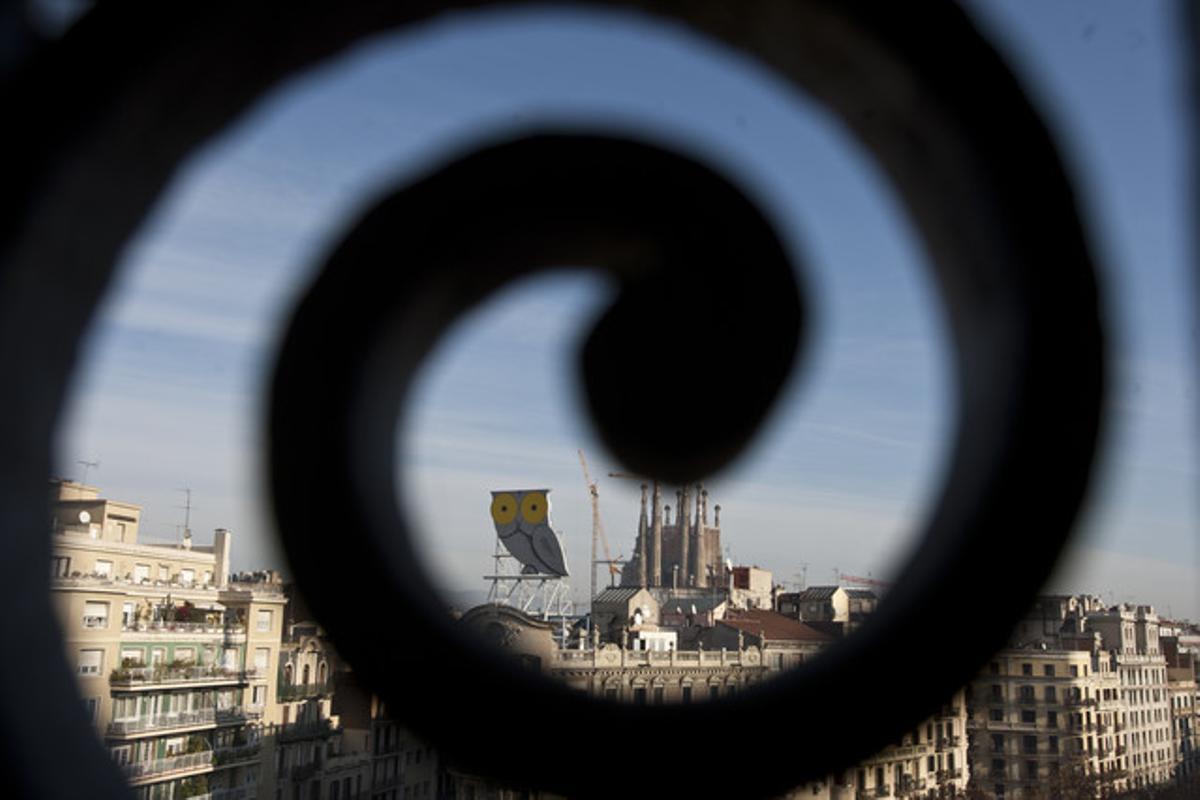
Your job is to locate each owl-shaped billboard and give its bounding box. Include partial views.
[489,489,569,577]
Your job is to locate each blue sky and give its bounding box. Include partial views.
[56,1,1197,617]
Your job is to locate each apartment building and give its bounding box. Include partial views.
[270,607,371,800]
[967,596,1187,798]
[789,692,969,800]
[50,480,287,800]
[969,648,1123,798]
[1086,605,1175,790]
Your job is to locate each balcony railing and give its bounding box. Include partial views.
[213,743,261,767]
[123,750,213,781]
[123,621,245,635]
[109,709,216,736]
[278,717,334,742]
[277,681,330,701]
[110,665,250,687]
[217,707,258,726]
[211,788,256,800]
[108,707,254,736]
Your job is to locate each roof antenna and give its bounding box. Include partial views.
[77,458,100,485]
[176,488,194,544]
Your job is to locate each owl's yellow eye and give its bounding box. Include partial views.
[491,493,517,524]
[521,491,548,524]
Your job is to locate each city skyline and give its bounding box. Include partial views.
[55,0,1197,617]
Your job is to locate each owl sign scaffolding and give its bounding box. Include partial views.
[485,489,573,622]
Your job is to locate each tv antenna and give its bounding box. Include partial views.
[77,458,100,485]
[176,488,194,541]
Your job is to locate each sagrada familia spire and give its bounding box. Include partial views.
[620,482,723,589]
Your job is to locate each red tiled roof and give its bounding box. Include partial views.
[719,609,833,642]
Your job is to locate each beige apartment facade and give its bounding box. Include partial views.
[50,480,287,800]
[969,648,1124,798]
[786,692,969,800]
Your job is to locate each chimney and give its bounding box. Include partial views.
[714,503,721,528]
[213,528,232,589]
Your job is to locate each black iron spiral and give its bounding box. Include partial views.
[0,2,1105,798]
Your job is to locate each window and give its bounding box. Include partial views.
[255,647,270,672]
[180,568,195,585]
[158,565,169,581]
[133,563,150,583]
[709,685,720,701]
[82,601,108,628]
[1048,711,1058,727]
[1070,665,1079,678]
[1045,686,1057,702]
[990,709,1004,721]
[989,661,1000,675]
[83,697,99,721]
[1048,736,1059,753]
[121,602,135,627]
[252,685,266,706]
[991,684,1004,701]
[203,571,212,585]
[51,556,70,577]
[93,559,112,577]
[1044,664,1056,677]
[175,647,194,663]
[1023,736,1038,754]
[257,609,273,632]
[1022,663,1033,676]
[1021,710,1036,724]
[991,734,1004,752]
[681,685,692,704]
[78,649,103,676]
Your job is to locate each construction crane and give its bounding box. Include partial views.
[578,450,622,611]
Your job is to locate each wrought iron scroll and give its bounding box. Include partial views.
[0,2,1105,798]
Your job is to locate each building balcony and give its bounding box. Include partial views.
[217,707,260,726]
[107,707,256,738]
[213,742,261,768]
[292,760,322,781]
[110,665,250,689]
[123,750,213,784]
[278,717,334,743]
[211,788,256,800]
[109,708,218,737]
[122,620,246,637]
[277,681,330,702]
